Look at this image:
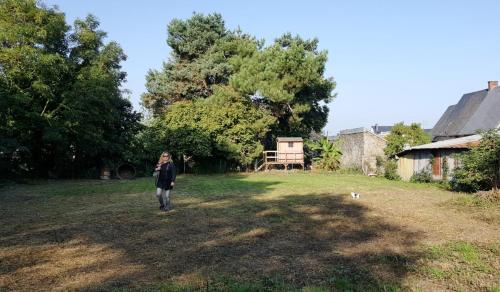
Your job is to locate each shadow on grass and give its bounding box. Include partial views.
[1,175,424,291]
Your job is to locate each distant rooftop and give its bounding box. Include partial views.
[372,124,432,135]
[371,125,392,134]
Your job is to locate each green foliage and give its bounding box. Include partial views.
[384,122,431,157]
[384,159,401,180]
[142,86,274,166]
[421,241,498,287]
[0,0,141,177]
[376,155,386,175]
[451,130,500,192]
[142,13,261,114]
[307,137,342,171]
[167,13,227,60]
[442,156,449,182]
[410,169,432,183]
[141,13,335,167]
[231,32,336,137]
[449,192,499,209]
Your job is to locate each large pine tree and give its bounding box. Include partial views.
[142,13,335,165]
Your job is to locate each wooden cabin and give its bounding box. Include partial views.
[395,134,480,181]
[259,137,304,171]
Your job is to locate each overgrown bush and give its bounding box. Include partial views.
[376,155,386,176]
[450,190,499,209]
[410,169,433,183]
[450,130,500,192]
[384,122,431,157]
[384,159,401,180]
[308,137,343,171]
[441,156,449,182]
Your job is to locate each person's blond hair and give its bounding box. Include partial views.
[158,151,172,163]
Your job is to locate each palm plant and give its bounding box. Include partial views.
[308,137,343,171]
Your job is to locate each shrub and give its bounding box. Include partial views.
[410,169,432,183]
[450,130,500,192]
[308,137,343,171]
[384,159,401,180]
[375,155,386,176]
[442,156,449,182]
[384,122,431,157]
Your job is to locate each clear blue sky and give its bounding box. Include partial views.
[45,0,500,135]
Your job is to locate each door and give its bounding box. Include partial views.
[432,152,441,178]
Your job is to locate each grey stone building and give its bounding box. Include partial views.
[332,128,387,174]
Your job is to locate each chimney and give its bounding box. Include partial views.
[488,80,498,91]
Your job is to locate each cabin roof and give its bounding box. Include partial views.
[277,137,303,142]
[396,134,481,156]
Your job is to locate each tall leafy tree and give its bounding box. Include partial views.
[60,15,141,174]
[384,122,431,157]
[0,0,141,177]
[144,86,274,165]
[0,0,71,175]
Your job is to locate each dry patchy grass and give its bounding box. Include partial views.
[0,173,499,291]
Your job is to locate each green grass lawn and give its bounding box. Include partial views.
[1,173,499,291]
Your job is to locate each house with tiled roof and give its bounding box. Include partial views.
[395,81,500,181]
[432,81,500,141]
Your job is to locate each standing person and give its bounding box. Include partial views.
[155,151,176,211]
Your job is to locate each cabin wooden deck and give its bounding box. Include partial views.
[257,150,304,171]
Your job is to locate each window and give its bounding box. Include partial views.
[288,142,293,148]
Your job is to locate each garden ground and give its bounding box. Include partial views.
[0,173,499,291]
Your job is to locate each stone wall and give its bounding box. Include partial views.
[362,131,387,173]
[338,132,365,169]
[337,129,387,174]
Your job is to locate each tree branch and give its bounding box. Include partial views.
[40,99,50,116]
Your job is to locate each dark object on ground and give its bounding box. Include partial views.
[100,166,111,180]
[117,164,136,179]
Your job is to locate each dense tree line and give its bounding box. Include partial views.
[1,3,335,177]
[141,13,335,169]
[0,0,141,178]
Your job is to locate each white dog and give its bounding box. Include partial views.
[351,192,360,199]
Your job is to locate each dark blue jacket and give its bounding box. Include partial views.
[156,162,176,190]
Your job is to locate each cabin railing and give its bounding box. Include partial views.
[263,151,304,164]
